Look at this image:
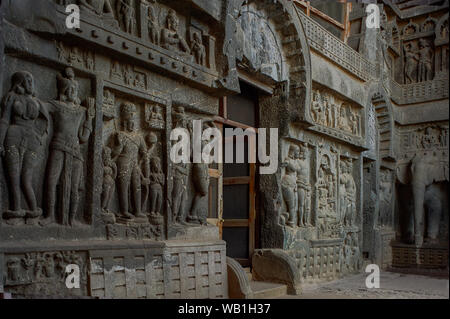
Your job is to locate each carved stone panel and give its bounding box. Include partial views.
[310,89,364,143]
[101,87,168,240]
[2,250,88,297]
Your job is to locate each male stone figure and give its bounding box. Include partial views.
[117,0,136,34]
[147,1,160,45]
[191,32,206,66]
[343,161,356,226]
[422,127,438,149]
[41,67,94,226]
[161,9,190,54]
[404,42,418,83]
[78,0,119,28]
[311,91,325,125]
[281,145,299,227]
[0,71,49,223]
[418,39,434,82]
[339,161,348,224]
[323,95,332,127]
[296,143,311,227]
[112,102,147,220]
[172,162,189,225]
[379,170,392,227]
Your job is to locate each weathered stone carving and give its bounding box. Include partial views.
[418,38,434,82]
[237,3,283,81]
[145,103,164,130]
[4,251,87,295]
[78,0,119,28]
[117,0,136,34]
[112,102,147,220]
[161,9,190,55]
[340,159,356,227]
[296,143,312,227]
[101,146,117,224]
[147,0,160,45]
[148,157,164,219]
[191,31,206,67]
[41,68,94,227]
[103,89,116,119]
[110,61,147,91]
[317,152,338,237]
[1,71,49,225]
[311,90,326,126]
[379,169,393,228]
[410,151,448,246]
[188,159,209,225]
[310,89,362,139]
[342,232,362,274]
[281,144,299,227]
[171,106,189,226]
[404,42,419,83]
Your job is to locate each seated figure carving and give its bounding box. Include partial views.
[161,9,191,55]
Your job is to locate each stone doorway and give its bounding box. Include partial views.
[217,81,260,267]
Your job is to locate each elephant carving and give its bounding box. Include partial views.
[397,151,449,246]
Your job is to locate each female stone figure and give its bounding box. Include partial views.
[0,71,49,223]
[101,146,117,212]
[281,145,299,227]
[141,132,158,213]
[404,42,418,83]
[188,161,209,225]
[149,157,165,216]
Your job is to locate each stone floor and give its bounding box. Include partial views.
[279,271,449,299]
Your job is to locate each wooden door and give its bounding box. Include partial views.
[215,82,259,266]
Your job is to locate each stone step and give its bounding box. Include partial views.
[249,281,288,299]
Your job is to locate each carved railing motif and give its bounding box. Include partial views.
[384,77,449,104]
[296,9,378,82]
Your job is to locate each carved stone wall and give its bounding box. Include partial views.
[1,0,448,297]
[0,0,228,298]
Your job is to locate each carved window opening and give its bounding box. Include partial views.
[294,0,352,41]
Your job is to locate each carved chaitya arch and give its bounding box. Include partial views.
[225,0,312,118]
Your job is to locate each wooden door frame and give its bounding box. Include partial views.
[216,95,258,267]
